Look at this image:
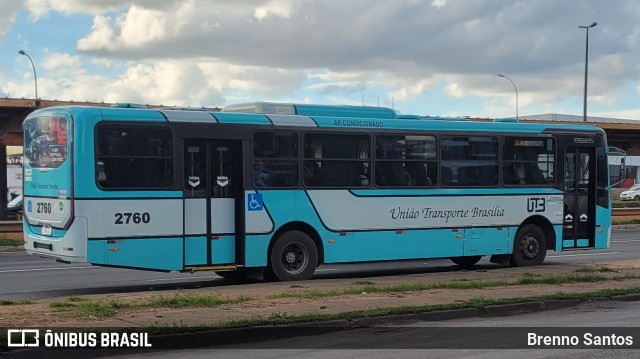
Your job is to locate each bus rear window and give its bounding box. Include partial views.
[24,116,68,168]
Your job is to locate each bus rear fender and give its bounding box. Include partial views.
[268,221,324,266]
[517,215,556,251]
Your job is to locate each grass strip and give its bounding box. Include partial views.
[573,266,619,273]
[145,293,250,308]
[0,299,33,305]
[36,268,640,319]
[267,271,640,300]
[144,286,640,334]
[612,219,640,225]
[0,238,22,246]
[48,293,251,318]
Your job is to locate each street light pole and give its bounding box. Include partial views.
[18,50,38,100]
[497,73,518,120]
[579,22,597,122]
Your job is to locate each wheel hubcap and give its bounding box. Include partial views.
[281,242,309,275]
[521,234,539,260]
[285,252,296,264]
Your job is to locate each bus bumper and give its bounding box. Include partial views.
[24,217,88,263]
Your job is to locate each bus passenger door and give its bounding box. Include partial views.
[562,147,596,249]
[184,139,242,267]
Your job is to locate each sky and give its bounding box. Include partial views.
[1,0,640,119]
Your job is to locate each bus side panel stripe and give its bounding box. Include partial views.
[76,199,183,239]
[306,190,563,232]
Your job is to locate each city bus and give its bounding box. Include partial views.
[22,102,621,281]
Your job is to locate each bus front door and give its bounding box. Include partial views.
[562,147,596,249]
[183,139,242,267]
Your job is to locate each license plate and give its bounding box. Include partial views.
[42,225,52,236]
[33,241,53,250]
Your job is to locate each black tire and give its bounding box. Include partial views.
[510,224,547,267]
[266,230,318,282]
[450,256,482,268]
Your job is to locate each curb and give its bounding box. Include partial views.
[610,293,640,302]
[612,224,640,230]
[0,245,24,252]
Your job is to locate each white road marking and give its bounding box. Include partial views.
[548,251,622,258]
[145,277,212,282]
[0,266,92,273]
[612,240,640,243]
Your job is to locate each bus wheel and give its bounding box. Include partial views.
[450,256,482,268]
[266,230,318,281]
[511,224,547,267]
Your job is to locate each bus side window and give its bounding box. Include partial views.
[304,133,369,188]
[96,161,107,186]
[303,161,319,186]
[525,163,545,184]
[254,160,271,188]
[441,166,453,186]
[96,126,174,189]
[253,131,299,188]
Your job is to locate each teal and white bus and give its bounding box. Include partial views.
[23,102,620,281]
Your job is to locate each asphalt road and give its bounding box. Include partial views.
[1,230,639,300]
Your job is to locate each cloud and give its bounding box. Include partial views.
[254,0,297,20]
[431,0,447,8]
[77,6,168,51]
[24,0,181,19]
[70,1,640,103]
[0,2,21,39]
[42,53,83,73]
[389,79,433,101]
[6,0,640,117]
[3,51,306,107]
[593,108,640,120]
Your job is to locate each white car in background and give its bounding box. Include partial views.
[620,184,640,201]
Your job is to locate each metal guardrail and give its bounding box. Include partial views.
[612,207,640,217]
[0,221,23,233]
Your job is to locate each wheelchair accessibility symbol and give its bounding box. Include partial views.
[247,193,263,211]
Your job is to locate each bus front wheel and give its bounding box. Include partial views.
[450,256,482,268]
[266,230,318,282]
[510,224,547,267]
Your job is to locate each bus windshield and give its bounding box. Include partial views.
[23,116,68,168]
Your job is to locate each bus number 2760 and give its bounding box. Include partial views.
[114,212,151,225]
[37,202,52,214]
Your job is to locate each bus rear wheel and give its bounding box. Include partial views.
[510,224,547,267]
[266,230,318,282]
[450,256,482,268]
